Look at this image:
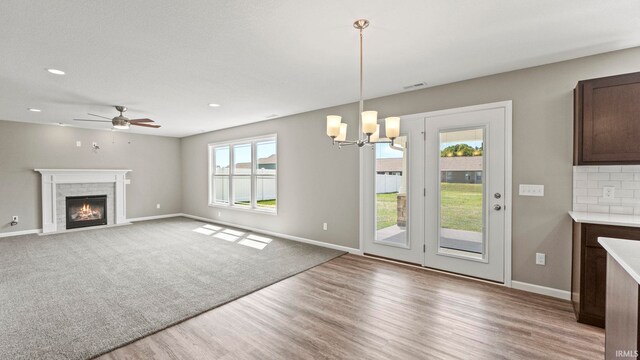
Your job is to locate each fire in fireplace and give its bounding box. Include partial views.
[66,195,107,229]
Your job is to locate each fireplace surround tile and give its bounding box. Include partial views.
[56,183,115,230]
[34,169,131,233]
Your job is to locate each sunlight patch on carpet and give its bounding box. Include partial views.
[193,223,273,250]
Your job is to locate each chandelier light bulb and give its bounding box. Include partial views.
[336,123,348,142]
[370,124,380,142]
[385,117,400,139]
[326,115,342,137]
[361,111,378,135]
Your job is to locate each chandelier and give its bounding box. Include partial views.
[326,19,400,147]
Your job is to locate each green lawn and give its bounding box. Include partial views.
[376,193,398,230]
[235,199,276,208]
[257,199,276,207]
[440,183,483,232]
[376,183,482,232]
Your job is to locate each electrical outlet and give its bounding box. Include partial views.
[156,203,161,209]
[323,222,328,231]
[536,253,546,266]
[217,211,221,217]
[603,186,615,199]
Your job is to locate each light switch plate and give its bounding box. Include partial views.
[519,184,544,197]
[76,141,82,147]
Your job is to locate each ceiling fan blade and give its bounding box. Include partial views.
[88,113,113,120]
[73,119,111,122]
[131,122,161,128]
[129,118,154,123]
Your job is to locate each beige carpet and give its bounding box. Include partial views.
[0,217,344,360]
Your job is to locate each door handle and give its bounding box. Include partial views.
[493,204,502,211]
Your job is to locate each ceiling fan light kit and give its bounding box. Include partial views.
[326,19,400,148]
[73,105,161,130]
[113,122,129,130]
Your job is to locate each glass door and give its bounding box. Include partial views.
[363,116,424,264]
[424,106,507,283]
[361,102,510,282]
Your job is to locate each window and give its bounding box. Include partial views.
[209,135,277,213]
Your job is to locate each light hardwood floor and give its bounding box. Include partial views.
[99,254,603,359]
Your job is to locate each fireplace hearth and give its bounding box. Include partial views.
[66,195,107,229]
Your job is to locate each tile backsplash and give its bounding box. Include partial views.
[573,165,640,215]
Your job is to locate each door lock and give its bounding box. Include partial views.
[493,204,502,211]
[494,193,501,199]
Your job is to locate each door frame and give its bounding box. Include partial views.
[359,100,512,287]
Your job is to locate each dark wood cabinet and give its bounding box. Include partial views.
[572,222,640,327]
[574,72,640,165]
[582,246,607,319]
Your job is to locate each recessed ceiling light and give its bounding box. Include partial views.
[208,103,221,107]
[28,108,42,112]
[46,68,65,75]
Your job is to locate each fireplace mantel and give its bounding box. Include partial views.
[34,169,132,233]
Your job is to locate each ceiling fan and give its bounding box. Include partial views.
[74,106,161,129]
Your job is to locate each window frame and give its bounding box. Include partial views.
[208,134,277,214]
[211,145,231,204]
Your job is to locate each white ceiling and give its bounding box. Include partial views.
[1,1,640,137]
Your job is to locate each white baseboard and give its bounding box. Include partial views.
[119,213,575,302]
[0,228,42,238]
[0,216,570,302]
[511,280,571,300]
[0,213,183,238]
[0,213,362,258]
[127,213,183,222]
[181,213,362,255]
[38,222,132,236]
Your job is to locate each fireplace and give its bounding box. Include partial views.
[65,195,107,229]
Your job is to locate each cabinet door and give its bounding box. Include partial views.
[583,246,607,319]
[580,72,640,164]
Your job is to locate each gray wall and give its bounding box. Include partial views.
[181,47,640,291]
[0,120,182,234]
[181,103,361,248]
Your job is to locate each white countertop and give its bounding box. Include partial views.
[569,211,640,228]
[598,237,640,284]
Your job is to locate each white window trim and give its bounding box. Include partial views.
[208,134,278,215]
